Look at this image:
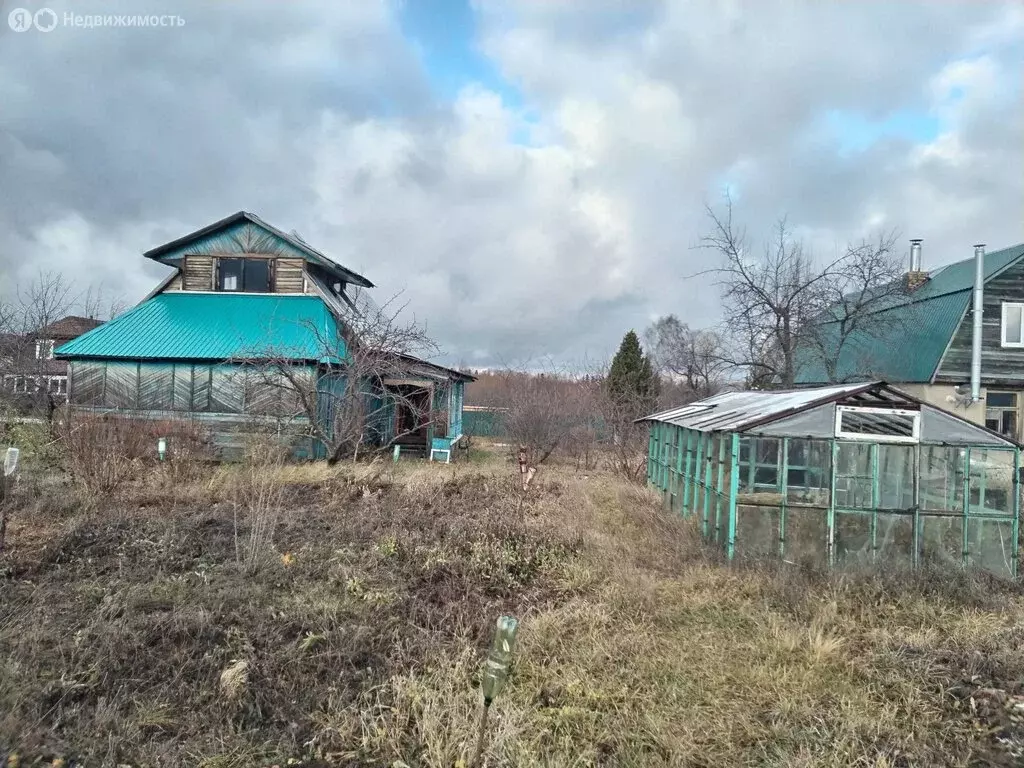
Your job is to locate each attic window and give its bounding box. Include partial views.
[36,339,55,359]
[217,258,271,292]
[1001,302,1024,348]
[834,405,920,443]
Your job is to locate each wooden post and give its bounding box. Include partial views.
[960,447,970,568]
[727,433,740,560]
[827,440,838,568]
[0,469,10,554]
[1013,448,1021,578]
[780,437,789,559]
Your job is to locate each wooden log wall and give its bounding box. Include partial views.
[182,255,214,291]
[275,258,305,293]
[166,255,308,294]
[937,259,1024,386]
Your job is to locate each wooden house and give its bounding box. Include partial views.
[55,211,474,460]
[1,315,103,410]
[796,241,1024,440]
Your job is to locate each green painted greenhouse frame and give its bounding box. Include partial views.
[641,382,1022,578]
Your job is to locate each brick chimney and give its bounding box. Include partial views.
[905,239,928,291]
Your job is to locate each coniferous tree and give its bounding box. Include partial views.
[607,330,660,415]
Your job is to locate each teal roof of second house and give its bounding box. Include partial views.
[55,293,343,362]
[796,243,1024,384]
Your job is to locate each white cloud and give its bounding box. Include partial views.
[0,0,1020,367]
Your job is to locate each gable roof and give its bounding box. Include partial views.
[640,381,1017,447]
[55,293,343,363]
[641,381,879,432]
[796,242,1024,384]
[36,315,104,339]
[143,211,374,289]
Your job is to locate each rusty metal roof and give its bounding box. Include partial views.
[641,382,881,433]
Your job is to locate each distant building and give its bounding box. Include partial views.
[55,211,474,459]
[1,315,103,409]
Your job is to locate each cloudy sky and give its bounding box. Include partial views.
[1,0,1021,368]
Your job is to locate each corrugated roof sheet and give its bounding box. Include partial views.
[642,382,875,432]
[796,242,1024,384]
[796,290,969,384]
[55,293,342,362]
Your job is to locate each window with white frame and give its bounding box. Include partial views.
[834,405,920,443]
[1001,302,1024,347]
[985,391,1018,437]
[47,376,67,396]
[35,339,55,359]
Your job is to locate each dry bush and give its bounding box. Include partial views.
[232,435,288,575]
[55,413,211,497]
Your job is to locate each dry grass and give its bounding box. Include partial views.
[2,444,1024,766]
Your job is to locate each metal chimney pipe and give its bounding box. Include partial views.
[970,244,986,403]
[909,239,923,272]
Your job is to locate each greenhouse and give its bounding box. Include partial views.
[641,382,1021,578]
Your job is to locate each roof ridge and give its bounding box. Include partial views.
[142,211,375,288]
[925,241,1024,274]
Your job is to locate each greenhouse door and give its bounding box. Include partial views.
[832,441,917,567]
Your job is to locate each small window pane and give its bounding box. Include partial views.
[242,259,271,292]
[1004,304,1023,344]
[218,258,242,291]
[986,392,1016,408]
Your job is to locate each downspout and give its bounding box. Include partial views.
[970,244,985,403]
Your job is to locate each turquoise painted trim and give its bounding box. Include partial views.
[727,433,740,560]
[693,434,704,522]
[780,437,789,559]
[647,424,655,485]
[1014,448,1020,578]
[827,440,838,567]
[715,436,725,542]
[682,429,694,515]
[702,434,712,537]
[870,444,880,563]
[913,443,922,568]
[961,447,971,567]
[675,426,685,513]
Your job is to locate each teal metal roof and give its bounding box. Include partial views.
[796,290,969,383]
[796,243,1024,385]
[55,293,343,362]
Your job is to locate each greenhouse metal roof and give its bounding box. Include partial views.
[639,381,1018,447]
[642,382,876,431]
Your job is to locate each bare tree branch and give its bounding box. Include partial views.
[699,193,907,387]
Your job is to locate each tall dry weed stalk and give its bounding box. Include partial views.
[233,436,287,574]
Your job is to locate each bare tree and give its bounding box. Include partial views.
[701,194,906,387]
[644,315,728,400]
[246,292,443,464]
[803,234,909,383]
[501,368,596,467]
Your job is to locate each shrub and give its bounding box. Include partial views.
[55,412,212,497]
